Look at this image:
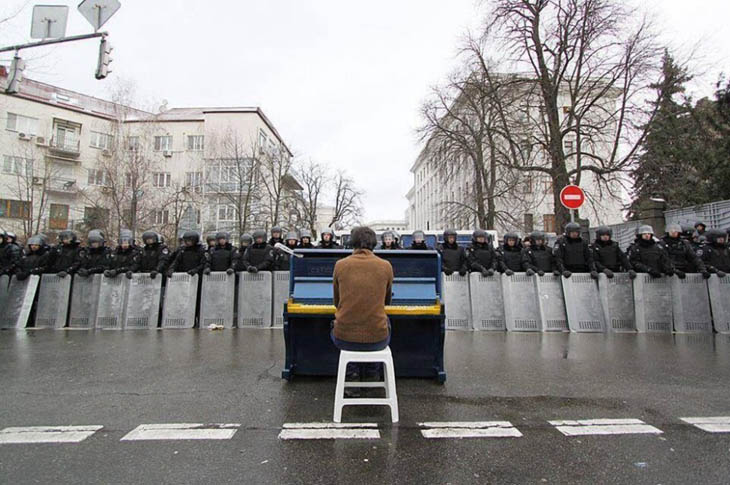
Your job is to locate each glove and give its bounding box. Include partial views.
[648,269,662,278]
[674,270,686,279]
[247,266,259,274]
[603,269,614,279]
[166,269,175,277]
[78,268,89,277]
[562,271,572,278]
[525,269,535,276]
[150,271,158,279]
[485,269,494,277]
[701,271,711,279]
[103,270,114,278]
[552,270,561,277]
[226,268,234,275]
[187,269,198,276]
[537,270,545,277]
[57,271,67,278]
[665,269,674,277]
[16,272,29,281]
[203,268,211,275]
[718,271,727,278]
[504,269,514,276]
[31,267,43,275]
[125,271,133,279]
[628,270,637,280]
[444,269,453,276]
[480,268,490,277]
[590,271,599,280]
[458,269,467,277]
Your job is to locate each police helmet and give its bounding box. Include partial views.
[443,229,457,238]
[564,222,581,236]
[285,231,299,243]
[681,225,695,239]
[6,231,16,242]
[27,235,44,247]
[59,230,78,244]
[142,231,159,245]
[206,233,216,244]
[382,231,395,241]
[119,229,134,244]
[252,230,267,242]
[530,231,546,244]
[596,226,612,238]
[271,226,283,236]
[472,229,488,242]
[666,223,682,235]
[215,231,230,243]
[694,221,706,230]
[38,233,49,246]
[88,229,105,244]
[240,233,253,245]
[299,229,312,240]
[321,228,335,239]
[182,231,200,245]
[503,232,519,246]
[637,225,654,236]
[707,229,725,245]
[413,230,425,242]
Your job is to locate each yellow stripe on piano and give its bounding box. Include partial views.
[286,300,442,316]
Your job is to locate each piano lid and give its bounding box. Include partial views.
[289,249,442,306]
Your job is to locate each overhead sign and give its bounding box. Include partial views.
[78,0,121,31]
[560,185,585,210]
[31,5,69,39]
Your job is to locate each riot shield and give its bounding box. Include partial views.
[443,273,471,330]
[561,274,606,332]
[237,271,272,328]
[469,272,505,331]
[124,273,162,329]
[670,274,712,333]
[633,274,672,333]
[272,271,290,328]
[536,273,568,332]
[161,273,199,328]
[502,273,540,331]
[96,275,131,329]
[68,274,102,328]
[1,275,40,329]
[35,274,72,328]
[597,273,636,332]
[200,271,235,328]
[707,274,730,333]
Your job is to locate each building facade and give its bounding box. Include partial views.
[0,73,299,244]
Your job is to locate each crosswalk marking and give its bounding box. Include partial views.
[121,423,240,441]
[279,422,380,440]
[0,425,103,444]
[549,418,663,436]
[680,417,730,433]
[419,421,522,439]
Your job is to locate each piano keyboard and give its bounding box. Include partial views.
[287,300,442,316]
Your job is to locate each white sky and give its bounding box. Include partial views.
[1,0,728,222]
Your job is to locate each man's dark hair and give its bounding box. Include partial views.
[350,226,377,250]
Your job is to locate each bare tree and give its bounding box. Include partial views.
[293,159,328,237]
[474,0,663,228]
[329,170,363,229]
[259,143,297,229]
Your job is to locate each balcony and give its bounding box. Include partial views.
[48,137,81,159]
[45,177,79,195]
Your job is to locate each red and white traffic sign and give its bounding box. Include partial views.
[559,185,585,210]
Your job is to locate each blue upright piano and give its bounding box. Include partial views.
[282,249,446,382]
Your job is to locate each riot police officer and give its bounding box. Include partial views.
[205,233,217,252]
[47,230,82,278]
[379,231,400,250]
[522,231,557,276]
[269,226,284,247]
[467,229,497,276]
[628,225,674,277]
[1,231,21,275]
[274,232,299,271]
[591,226,635,279]
[106,230,139,279]
[209,231,235,274]
[298,230,315,249]
[410,230,429,250]
[700,229,730,277]
[694,221,707,237]
[238,230,274,272]
[318,229,341,249]
[137,231,170,278]
[78,230,113,277]
[14,235,50,280]
[239,233,253,252]
[660,223,708,278]
[554,222,598,279]
[166,231,210,276]
[438,229,467,275]
[498,232,522,275]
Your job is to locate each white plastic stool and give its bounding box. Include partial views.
[333,346,399,423]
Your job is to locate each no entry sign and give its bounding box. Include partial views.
[560,185,585,210]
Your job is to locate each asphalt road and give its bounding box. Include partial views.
[1,329,729,484]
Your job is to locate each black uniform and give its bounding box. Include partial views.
[410,241,429,250]
[438,241,467,275]
[660,235,706,273]
[467,241,498,275]
[629,238,674,276]
[522,244,555,273]
[78,246,113,275]
[498,243,523,273]
[15,246,51,279]
[591,239,632,273]
[137,243,171,274]
[108,246,139,276]
[209,242,236,272]
[1,241,21,275]
[554,236,595,273]
[317,240,342,249]
[700,237,730,274]
[47,242,82,274]
[237,243,274,272]
[168,244,209,275]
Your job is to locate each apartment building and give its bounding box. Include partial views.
[0,70,298,243]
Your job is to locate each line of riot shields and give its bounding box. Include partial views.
[2,270,729,332]
[0,271,291,330]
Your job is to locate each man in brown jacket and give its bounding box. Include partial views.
[331,226,393,386]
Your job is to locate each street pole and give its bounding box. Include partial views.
[570,209,575,223]
[0,32,107,54]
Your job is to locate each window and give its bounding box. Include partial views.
[154,136,172,151]
[522,176,533,194]
[524,213,534,232]
[544,179,553,195]
[2,155,33,176]
[87,168,107,186]
[49,203,69,230]
[258,129,268,149]
[544,214,556,233]
[217,204,236,221]
[127,136,140,151]
[153,172,171,188]
[0,199,31,219]
[6,112,38,135]
[90,131,114,150]
[564,140,574,153]
[187,135,204,151]
[185,171,202,193]
[53,120,81,151]
[153,210,169,224]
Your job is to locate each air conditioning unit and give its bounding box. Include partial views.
[35,136,46,146]
[163,150,173,158]
[18,132,31,141]
[102,149,112,157]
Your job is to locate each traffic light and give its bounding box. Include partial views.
[95,37,112,80]
[6,55,26,94]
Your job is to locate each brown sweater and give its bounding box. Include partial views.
[333,249,393,343]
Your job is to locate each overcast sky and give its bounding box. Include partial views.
[1,1,728,222]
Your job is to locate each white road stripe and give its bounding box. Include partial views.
[680,417,730,433]
[0,425,103,444]
[121,423,240,441]
[549,418,662,436]
[279,422,380,440]
[419,421,522,438]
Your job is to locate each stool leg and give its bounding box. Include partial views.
[385,354,398,423]
[333,352,347,423]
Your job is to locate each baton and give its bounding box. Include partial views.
[274,242,304,258]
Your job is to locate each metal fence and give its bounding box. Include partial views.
[664,200,730,231]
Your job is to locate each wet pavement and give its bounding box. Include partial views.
[1,329,729,484]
